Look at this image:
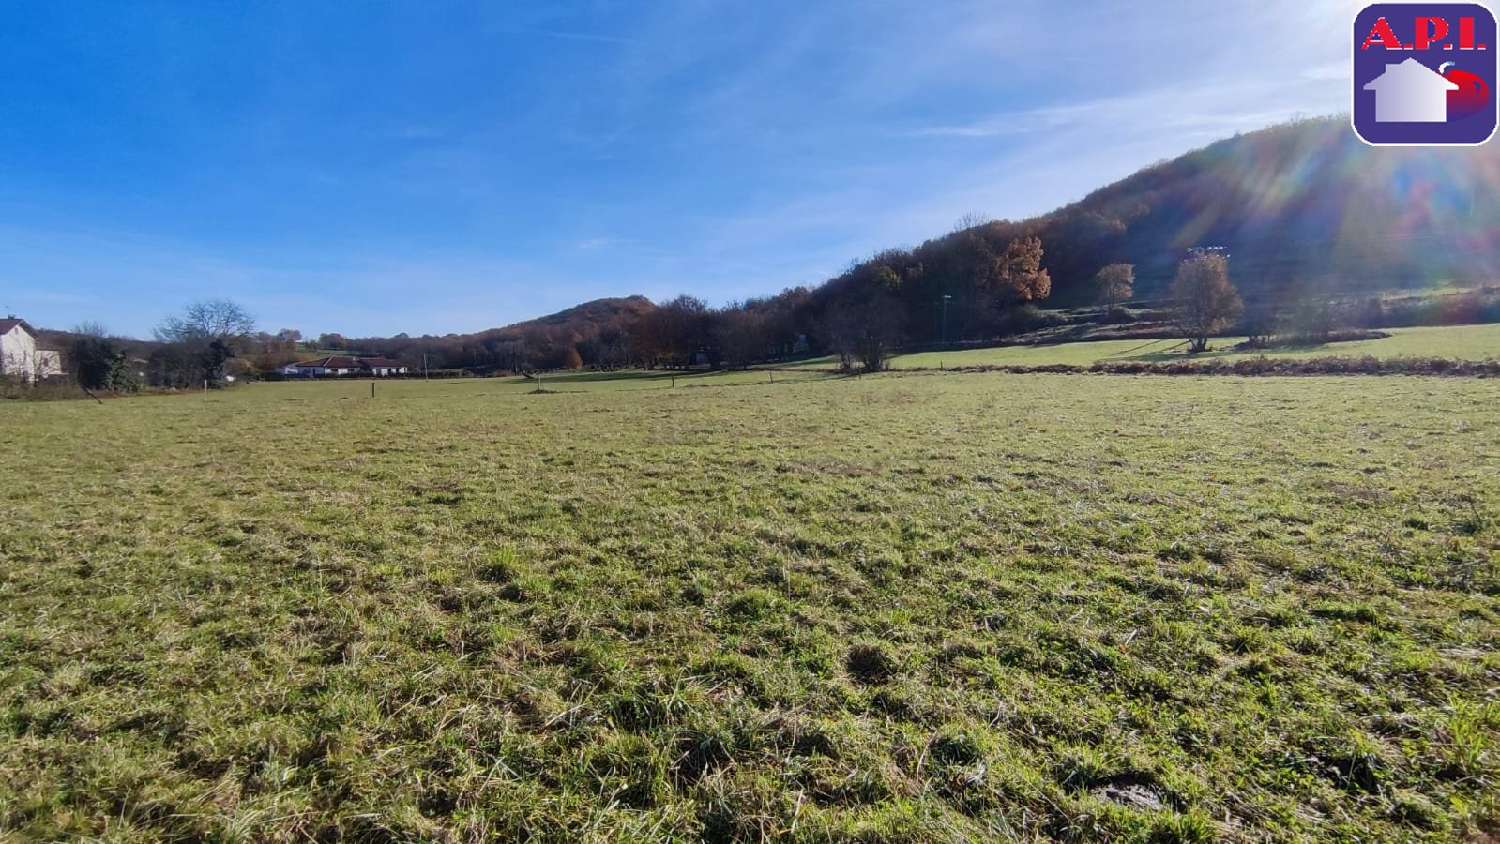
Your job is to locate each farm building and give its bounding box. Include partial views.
[280,355,409,377]
[0,317,63,382]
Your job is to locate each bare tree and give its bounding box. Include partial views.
[828,293,903,373]
[1172,250,1242,353]
[152,299,256,387]
[716,306,769,369]
[1093,263,1134,309]
[155,299,256,345]
[952,212,992,234]
[825,309,859,372]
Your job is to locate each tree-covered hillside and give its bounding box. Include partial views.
[1032,116,1500,303]
[268,117,1500,372]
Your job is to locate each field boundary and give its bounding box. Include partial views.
[899,355,1500,378]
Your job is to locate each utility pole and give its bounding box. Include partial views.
[940,294,953,348]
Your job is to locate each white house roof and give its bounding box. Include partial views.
[1363,58,1459,92]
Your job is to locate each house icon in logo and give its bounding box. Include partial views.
[1363,57,1460,122]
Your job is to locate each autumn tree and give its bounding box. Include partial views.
[716,306,768,369]
[577,324,633,369]
[992,235,1052,304]
[628,313,666,368]
[1172,250,1242,353]
[638,295,712,368]
[1094,263,1134,309]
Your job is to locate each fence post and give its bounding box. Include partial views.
[371,381,375,399]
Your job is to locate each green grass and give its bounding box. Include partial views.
[268,367,837,402]
[885,324,1500,370]
[2,372,1498,841]
[891,339,1174,369]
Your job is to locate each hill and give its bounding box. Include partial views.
[508,295,658,331]
[798,115,1500,345]
[267,117,1500,371]
[338,295,658,372]
[1028,115,1500,304]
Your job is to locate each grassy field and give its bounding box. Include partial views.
[881,324,1500,370]
[2,372,1498,841]
[257,367,840,402]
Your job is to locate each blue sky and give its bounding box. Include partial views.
[1,1,1356,338]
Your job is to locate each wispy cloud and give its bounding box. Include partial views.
[574,236,631,251]
[1301,60,1350,82]
[900,74,1341,141]
[392,125,449,142]
[509,28,637,45]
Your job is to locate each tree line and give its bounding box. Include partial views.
[318,220,1059,376]
[59,218,1061,386]
[61,237,1495,393]
[58,243,1248,390]
[331,223,1251,376]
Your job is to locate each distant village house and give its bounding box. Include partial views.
[280,355,409,378]
[0,317,63,382]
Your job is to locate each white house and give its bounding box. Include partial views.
[0,317,63,382]
[1363,58,1458,123]
[280,355,409,378]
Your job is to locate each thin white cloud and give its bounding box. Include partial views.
[509,28,637,45]
[900,72,1342,141]
[1302,61,1350,82]
[574,236,631,251]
